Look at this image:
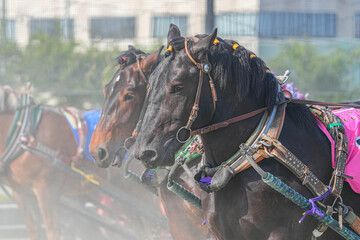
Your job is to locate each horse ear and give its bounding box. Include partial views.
[167,24,181,45]
[140,46,164,74]
[128,45,136,51]
[193,28,218,53]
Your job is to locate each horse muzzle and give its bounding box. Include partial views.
[92,146,114,168]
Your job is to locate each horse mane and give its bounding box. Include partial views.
[167,36,317,129]
[115,45,147,67]
[167,36,277,107]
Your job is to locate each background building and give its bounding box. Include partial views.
[3,0,360,52]
[1,0,359,106]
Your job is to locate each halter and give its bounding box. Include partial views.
[176,38,218,143]
[124,55,150,150]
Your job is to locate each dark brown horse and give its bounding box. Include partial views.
[89,46,208,239]
[132,25,360,239]
[0,85,163,240]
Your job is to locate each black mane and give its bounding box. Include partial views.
[167,37,277,107]
[115,45,147,67]
[166,36,317,130]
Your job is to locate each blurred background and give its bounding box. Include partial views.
[1,0,360,109]
[0,1,360,239]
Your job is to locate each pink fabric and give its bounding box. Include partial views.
[317,108,360,193]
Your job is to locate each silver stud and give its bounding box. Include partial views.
[203,64,210,73]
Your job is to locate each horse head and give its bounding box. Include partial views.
[89,46,163,168]
[133,24,279,169]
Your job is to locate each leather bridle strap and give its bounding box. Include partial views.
[136,55,148,84]
[184,38,217,130]
[190,106,269,136]
[128,56,150,139]
[291,99,360,109]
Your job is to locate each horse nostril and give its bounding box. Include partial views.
[97,147,108,161]
[140,150,157,163]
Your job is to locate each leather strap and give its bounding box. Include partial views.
[190,106,269,136]
[130,56,151,137]
[344,211,360,236]
[260,135,329,197]
[310,106,350,198]
[291,99,360,109]
[183,38,217,130]
[136,55,148,84]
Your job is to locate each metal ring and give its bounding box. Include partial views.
[176,126,192,144]
[124,136,136,151]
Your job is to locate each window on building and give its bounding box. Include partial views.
[90,17,135,39]
[259,12,336,38]
[0,19,15,40]
[30,18,74,39]
[153,16,187,38]
[355,14,360,38]
[215,13,258,36]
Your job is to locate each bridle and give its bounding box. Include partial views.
[176,38,218,143]
[176,38,269,143]
[124,54,151,150]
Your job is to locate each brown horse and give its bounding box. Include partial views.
[0,85,163,240]
[89,46,208,239]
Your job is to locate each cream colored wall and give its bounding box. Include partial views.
[4,0,360,51]
[6,0,208,48]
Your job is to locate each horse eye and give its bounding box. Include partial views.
[171,84,184,93]
[124,93,135,101]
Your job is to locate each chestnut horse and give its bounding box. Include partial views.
[89,46,208,239]
[132,25,360,239]
[0,85,163,240]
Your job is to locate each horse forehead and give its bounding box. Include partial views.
[188,36,200,42]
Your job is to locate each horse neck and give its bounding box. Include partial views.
[200,95,265,167]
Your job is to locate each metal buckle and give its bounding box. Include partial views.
[124,136,136,151]
[176,126,192,144]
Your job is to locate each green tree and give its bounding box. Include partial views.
[266,41,351,102]
[0,40,23,85]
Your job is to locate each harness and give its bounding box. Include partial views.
[0,88,33,173]
[0,87,100,186]
[178,38,360,239]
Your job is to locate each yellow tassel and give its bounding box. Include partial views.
[167,45,173,52]
[250,54,256,59]
[232,43,239,50]
[213,38,219,45]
